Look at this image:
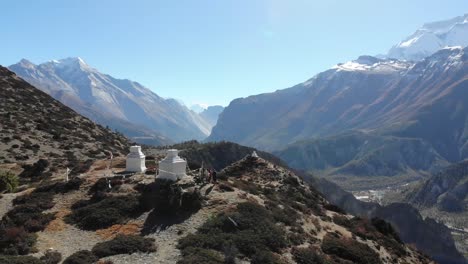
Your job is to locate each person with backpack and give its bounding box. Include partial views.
[212,169,217,183]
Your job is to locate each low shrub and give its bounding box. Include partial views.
[0,171,19,193]
[178,202,288,262]
[3,205,55,232]
[69,159,94,176]
[63,250,98,264]
[18,159,49,179]
[292,247,326,264]
[66,195,143,230]
[287,232,307,246]
[321,233,382,264]
[92,235,156,258]
[251,250,284,264]
[138,179,202,215]
[332,215,352,228]
[371,218,401,243]
[0,255,43,264]
[13,192,55,210]
[40,250,62,264]
[323,203,346,214]
[177,247,224,264]
[0,226,37,255]
[34,178,83,194]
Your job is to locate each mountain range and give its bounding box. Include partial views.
[8,58,215,144]
[0,64,465,263]
[209,45,468,183]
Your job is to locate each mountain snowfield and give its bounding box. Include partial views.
[388,13,468,61]
[9,57,213,143]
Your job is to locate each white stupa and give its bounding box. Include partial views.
[126,146,147,172]
[157,149,187,181]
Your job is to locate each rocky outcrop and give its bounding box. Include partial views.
[309,176,466,264]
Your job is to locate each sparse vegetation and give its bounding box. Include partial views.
[39,250,62,264]
[178,202,288,262]
[63,250,98,264]
[0,255,43,264]
[66,195,143,230]
[91,234,156,258]
[0,170,19,193]
[321,233,382,264]
[292,246,326,264]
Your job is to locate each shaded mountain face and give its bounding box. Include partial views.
[0,66,129,164]
[209,47,468,178]
[199,105,224,128]
[387,14,468,61]
[308,176,466,264]
[9,58,209,143]
[406,160,468,213]
[275,132,450,178]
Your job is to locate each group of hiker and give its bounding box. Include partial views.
[199,166,217,184]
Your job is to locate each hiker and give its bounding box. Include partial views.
[199,167,205,183]
[212,169,217,183]
[208,169,213,183]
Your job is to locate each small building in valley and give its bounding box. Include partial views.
[157,149,187,181]
[126,146,147,172]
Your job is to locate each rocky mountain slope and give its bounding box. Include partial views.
[387,14,468,61]
[209,47,468,180]
[0,148,433,264]
[309,177,466,264]
[390,160,468,259]
[406,160,468,213]
[0,66,130,167]
[9,58,209,143]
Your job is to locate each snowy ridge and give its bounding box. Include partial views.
[388,14,468,61]
[332,56,413,73]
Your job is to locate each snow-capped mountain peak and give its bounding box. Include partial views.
[387,14,468,61]
[332,55,413,73]
[51,57,91,71]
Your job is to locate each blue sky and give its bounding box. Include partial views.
[2,0,468,106]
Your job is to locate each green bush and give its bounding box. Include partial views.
[92,234,156,258]
[371,218,401,243]
[13,192,55,210]
[178,202,288,262]
[177,247,224,264]
[34,178,83,194]
[40,250,62,264]
[63,250,98,264]
[3,205,55,232]
[291,247,326,264]
[0,226,37,255]
[251,250,284,264]
[332,214,352,228]
[138,179,202,215]
[0,171,18,193]
[323,203,346,214]
[66,195,143,230]
[0,255,43,264]
[18,159,49,179]
[321,233,382,264]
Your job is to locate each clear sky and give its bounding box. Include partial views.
[2,0,468,106]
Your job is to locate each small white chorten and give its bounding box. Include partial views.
[251,151,259,158]
[126,146,147,172]
[157,149,187,181]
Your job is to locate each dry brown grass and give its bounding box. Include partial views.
[96,221,144,240]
